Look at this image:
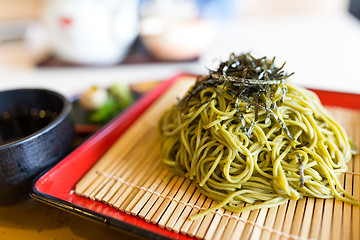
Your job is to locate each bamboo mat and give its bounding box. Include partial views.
[75,76,360,240]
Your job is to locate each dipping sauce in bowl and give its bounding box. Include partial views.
[0,89,75,204]
[0,109,58,146]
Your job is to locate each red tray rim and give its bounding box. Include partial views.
[31,73,360,240]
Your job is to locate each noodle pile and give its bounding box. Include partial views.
[159,53,359,218]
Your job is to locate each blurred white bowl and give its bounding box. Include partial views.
[140,17,217,61]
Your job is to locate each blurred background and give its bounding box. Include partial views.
[0,0,360,96]
[1,1,360,239]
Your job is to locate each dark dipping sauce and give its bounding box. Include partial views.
[0,109,58,146]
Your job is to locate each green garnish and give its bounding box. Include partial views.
[89,82,134,123]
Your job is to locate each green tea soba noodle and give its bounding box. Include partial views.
[159,53,359,219]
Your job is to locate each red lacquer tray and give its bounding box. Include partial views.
[31,74,360,240]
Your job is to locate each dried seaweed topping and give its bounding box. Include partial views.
[179,53,294,138]
[211,53,293,85]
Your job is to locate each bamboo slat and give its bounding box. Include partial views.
[74,76,360,240]
[212,210,232,240]
[222,211,242,240]
[260,205,278,240]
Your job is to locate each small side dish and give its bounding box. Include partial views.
[78,81,135,124]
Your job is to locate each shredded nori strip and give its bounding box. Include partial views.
[295,152,305,187]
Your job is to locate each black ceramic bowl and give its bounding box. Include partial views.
[0,89,75,204]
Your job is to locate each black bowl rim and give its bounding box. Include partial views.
[0,88,71,150]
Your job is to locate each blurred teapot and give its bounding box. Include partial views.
[43,0,139,65]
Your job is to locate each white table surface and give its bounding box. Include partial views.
[0,12,359,97]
